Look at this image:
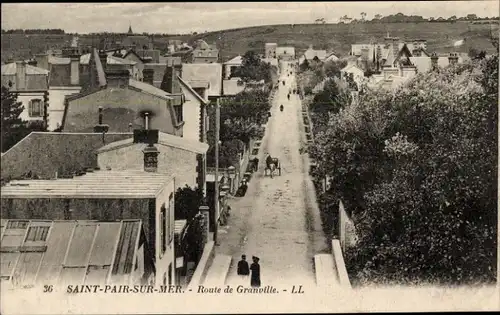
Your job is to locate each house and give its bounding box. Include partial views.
[276,47,296,61]
[324,53,340,63]
[224,55,243,79]
[303,45,327,62]
[409,52,468,73]
[177,76,209,143]
[265,43,278,59]
[1,61,50,126]
[341,63,365,88]
[181,63,223,100]
[136,50,161,64]
[192,40,219,64]
[143,57,182,89]
[96,130,209,192]
[122,34,153,51]
[0,132,131,180]
[0,219,154,288]
[62,70,184,136]
[1,170,178,286]
[122,50,146,81]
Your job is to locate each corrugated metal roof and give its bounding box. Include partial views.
[97,131,209,155]
[182,63,222,97]
[0,219,143,287]
[1,170,172,199]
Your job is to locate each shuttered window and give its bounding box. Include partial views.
[173,104,183,123]
[160,204,166,256]
[28,99,43,117]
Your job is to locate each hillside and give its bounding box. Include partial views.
[1,21,497,64]
[190,21,498,61]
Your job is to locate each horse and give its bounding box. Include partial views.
[265,157,281,178]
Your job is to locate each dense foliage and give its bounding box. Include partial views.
[310,55,498,285]
[232,50,272,83]
[174,185,204,221]
[1,85,47,152]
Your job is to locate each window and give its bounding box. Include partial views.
[160,204,166,256]
[168,193,174,244]
[173,104,183,123]
[25,226,49,242]
[29,99,43,117]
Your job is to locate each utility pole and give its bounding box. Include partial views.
[214,34,224,245]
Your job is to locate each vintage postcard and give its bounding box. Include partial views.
[0,1,499,314]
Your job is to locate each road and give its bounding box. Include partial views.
[215,60,329,287]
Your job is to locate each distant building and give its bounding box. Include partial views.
[181,63,223,100]
[276,47,295,61]
[303,45,327,62]
[223,55,243,79]
[265,43,278,59]
[1,62,50,126]
[192,40,219,64]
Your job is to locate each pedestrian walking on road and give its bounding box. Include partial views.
[237,255,250,282]
[250,256,261,287]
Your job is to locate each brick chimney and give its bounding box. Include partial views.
[448,52,459,66]
[15,61,27,90]
[430,53,439,71]
[143,68,154,85]
[105,69,130,88]
[93,106,110,133]
[70,53,80,86]
[143,143,159,172]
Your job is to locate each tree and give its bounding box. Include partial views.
[374,14,383,20]
[360,12,367,21]
[324,59,347,78]
[232,50,272,83]
[1,84,45,152]
[175,185,204,221]
[313,55,498,285]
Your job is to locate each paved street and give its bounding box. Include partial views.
[216,61,329,287]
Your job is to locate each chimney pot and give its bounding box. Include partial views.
[143,143,159,172]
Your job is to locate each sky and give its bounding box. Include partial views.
[1,1,498,34]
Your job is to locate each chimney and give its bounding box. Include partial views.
[448,52,459,66]
[105,69,130,88]
[93,106,109,133]
[143,68,154,85]
[143,143,159,172]
[430,53,439,70]
[162,60,175,93]
[15,61,27,90]
[70,53,80,85]
[392,39,400,66]
[34,54,49,70]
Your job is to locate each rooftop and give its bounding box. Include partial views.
[1,62,50,76]
[182,63,222,97]
[0,219,144,286]
[97,131,209,155]
[1,170,173,199]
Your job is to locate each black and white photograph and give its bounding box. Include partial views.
[0,1,498,313]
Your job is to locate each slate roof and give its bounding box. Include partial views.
[129,78,172,101]
[1,63,49,91]
[97,131,209,155]
[0,219,144,286]
[181,63,222,97]
[136,50,161,63]
[0,132,132,180]
[143,63,168,88]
